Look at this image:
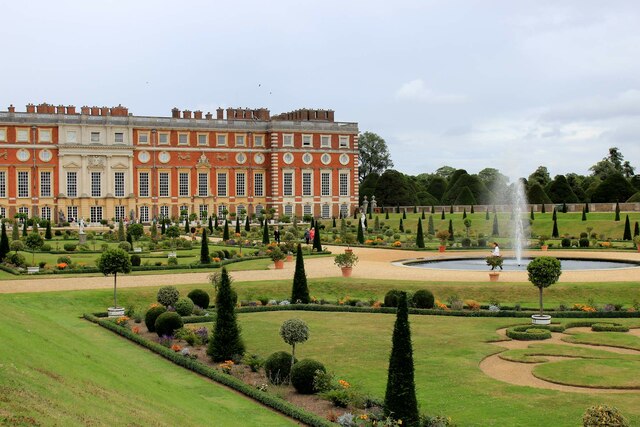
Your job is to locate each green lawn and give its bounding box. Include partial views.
[0,289,294,426]
[533,359,640,389]
[563,332,640,351]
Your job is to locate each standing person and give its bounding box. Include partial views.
[274,227,281,244]
[304,228,310,244]
[490,242,502,270]
[309,227,315,243]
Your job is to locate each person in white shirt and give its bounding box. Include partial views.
[491,242,503,270]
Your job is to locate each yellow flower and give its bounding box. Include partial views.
[398,420,402,425]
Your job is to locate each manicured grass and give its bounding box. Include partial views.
[533,359,640,389]
[237,311,640,426]
[500,343,640,363]
[0,290,294,426]
[563,332,640,351]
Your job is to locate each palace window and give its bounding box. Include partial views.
[39,129,52,142]
[217,173,227,197]
[90,132,100,143]
[114,172,125,197]
[67,206,78,223]
[90,206,103,223]
[283,172,293,196]
[91,172,102,197]
[302,172,312,196]
[284,205,293,217]
[197,133,208,146]
[179,172,189,196]
[253,135,264,147]
[235,135,245,147]
[340,204,349,218]
[302,135,312,147]
[114,132,124,143]
[198,173,208,196]
[139,206,149,223]
[199,204,208,220]
[115,205,125,221]
[67,172,77,197]
[17,129,29,142]
[236,172,245,197]
[158,132,169,144]
[321,172,331,196]
[339,136,349,148]
[18,171,29,198]
[282,134,293,147]
[40,171,51,197]
[0,171,5,197]
[254,173,264,197]
[339,172,349,196]
[159,205,169,219]
[159,172,169,197]
[178,133,189,145]
[138,132,149,144]
[321,135,331,148]
[321,204,330,218]
[303,205,312,216]
[40,206,51,221]
[216,134,227,146]
[138,172,149,197]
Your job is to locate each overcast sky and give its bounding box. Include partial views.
[2,1,640,181]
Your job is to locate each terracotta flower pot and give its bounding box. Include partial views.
[540,245,548,251]
[345,248,353,254]
[341,266,352,277]
[274,260,284,269]
[286,254,293,262]
[489,272,500,282]
[438,245,446,253]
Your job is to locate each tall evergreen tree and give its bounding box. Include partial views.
[399,218,404,232]
[118,219,126,241]
[375,216,380,230]
[485,207,490,220]
[530,206,535,220]
[208,216,214,234]
[470,205,475,214]
[448,219,454,241]
[385,211,389,220]
[214,215,220,230]
[384,292,419,426]
[22,221,27,237]
[541,204,546,214]
[492,214,499,237]
[291,244,310,303]
[0,222,9,262]
[161,219,166,235]
[584,202,590,214]
[462,208,467,219]
[357,219,364,244]
[185,218,190,234]
[615,202,621,221]
[310,217,315,228]
[623,215,632,240]
[245,215,251,232]
[223,219,230,241]
[441,209,445,220]
[552,208,557,221]
[552,218,559,238]
[561,202,568,213]
[44,221,52,240]
[200,228,210,263]
[127,231,133,248]
[416,218,424,248]
[402,210,407,220]
[12,221,19,241]
[421,210,425,220]
[430,205,435,214]
[396,204,400,214]
[207,268,245,362]
[449,205,454,214]
[235,216,241,234]
[332,217,337,228]
[313,225,322,252]
[428,215,435,235]
[634,221,640,237]
[582,208,587,221]
[262,221,270,244]
[368,211,372,220]
[413,206,417,214]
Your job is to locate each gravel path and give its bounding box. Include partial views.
[1,247,640,294]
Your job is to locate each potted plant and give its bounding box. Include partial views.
[485,255,503,281]
[527,256,562,325]
[538,235,549,251]
[269,245,286,269]
[343,232,356,253]
[435,230,450,252]
[634,235,640,252]
[334,251,359,277]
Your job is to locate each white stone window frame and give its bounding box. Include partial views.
[302,171,313,197]
[0,170,6,198]
[138,131,150,145]
[321,204,331,219]
[216,133,227,147]
[38,128,52,143]
[321,171,331,196]
[158,132,170,145]
[217,172,228,197]
[284,204,293,216]
[114,132,125,144]
[320,134,331,148]
[0,127,6,142]
[253,134,264,147]
[339,171,349,197]
[198,172,209,197]
[40,206,51,221]
[159,205,169,219]
[17,170,30,198]
[138,172,150,197]
[91,171,102,197]
[16,128,30,142]
[40,171,52,197]
[282,134,294,147]
[235,134,246,147]
[254,172,264,197]
[302,134,313,147]
[66,171,78,198]
[139,205,149,223]
[199,204,208,220]
[178,172,190,197]
[115,205,126,221]
[67,206,78,223]
[283,170,294,196]
[236,172,246,197]
[90,131,101,143]
[159,171,170,197]
[197,133,209,146]
[66,130,77,143]
[178,132,190,145]
[339,135,349,148]
[114,171,125,197]
[90,206,103,223]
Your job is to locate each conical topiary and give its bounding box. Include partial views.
[208,216,214,234]
[200,228,210,263]
[428,215,435,235]
[45,221,52,240]
[552,218,559,238]
[623,215,632,240]
[552,208,557,221]
[492,214,499,237]
[441,209,445,220]
[462,208,467,219]
[530,206,535,221]
[634,221,640,237]
[0,222,9,262]
[448,219,454,241]
[357,219,364,244]
[245,215,250,232]
[313,225,322,252]
[235,216,241,234]
[421,210,425,220]
[615,202,621,221]
[223,220,230,241]
[541,204,546,214]
[416,218,424,248]
[262,221,269,244]
[582,208,587,221]
[291,244,310,304]
[207,268,245,362]
[399,218,404,232]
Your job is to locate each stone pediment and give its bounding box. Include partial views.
[63,161,81,169]
[111,162,129,170]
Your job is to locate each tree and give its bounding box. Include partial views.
[291,244,310,303]
[635,221,640,238]
[374,170,417,206]
[97,247,132,310]
[528,166,551,188]
[223,219,230,241]
[546,175,578,203]
[280,318,309,371]
[448,219,454,241]
[399,218,404,233]
[127,223,144,241]
[207,268,245,362]
[615,202,621,221]
[235,216,241,234]
[530,206,535,221]
[244,215,250,232]
[313,225,322,252]
[526,183,552,205]
[441,209,445,220]
[12,221,19,241]
[416,218,424,248]
[22,220,27,237]
[45,221,52,240]
[208,216,214,234]
[591,173,636,203]
[161,219,166,235]
[623,215,632,240]
[582,207,587,221]
[428,215,435,235]
[165,225,180,240]
[262,221,270,244]
[590,147,635,179]
[357,219,364,244]
[200,228,210,263]
[552,218,559,238]
[492,214,499,237]
[358,131,393,183]
[426,176,447,202]
[527,257,562,315]
[25,232,44,265]
[384,292,419,426]
[462,208,467,219]
[552,208,557,221]
[0,222,9,262]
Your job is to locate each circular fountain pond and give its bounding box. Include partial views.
[404,258,640,271]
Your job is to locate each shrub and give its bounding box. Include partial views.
[144,305,167,332]
[582,405,628,427]
[461,237,471,247]
[41,243,51,252]
[291,359,326,394]
[384,289,404,307]
[118,242,131,251]
[154,311,184,337]
[187,289,210,309]
[130,254,141,266]
[412,289,434,309]
[56,255,72,265]
[243,354,264,372]
[54,230,62,236]
[63,243,77,252]
[175,297,195,316]
[505,325,559,340]
[591,323,629,332]
[264,351,297,385]
[167,257,178,266]
[10,241,25,252]
[157,286,180,307]
[561,237,571,248]
[579,238,589,248]
[8,252,26,267]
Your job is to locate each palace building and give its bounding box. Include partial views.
[0,103,359,224]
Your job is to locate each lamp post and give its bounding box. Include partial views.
[31,125,37,219]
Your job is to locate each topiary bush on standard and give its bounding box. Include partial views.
[412,289,434,309]
[130,254,141,266]
[291,359,326,394]
[582,405,629,427]
[154,311,184,337]
[157,286,180,307]
[144,305,167,332]
[384,289,404,307]
[264,351,297,385]
[187,288,210,309]
[175,297,195,316]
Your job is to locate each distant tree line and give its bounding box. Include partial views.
[359,134,640,207]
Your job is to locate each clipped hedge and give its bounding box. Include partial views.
[154,311,184,336]
[591,323,629,332]
[291,359,325,394]
[506,324,565,340]
[83,314,332,427]
[187,289,210,309]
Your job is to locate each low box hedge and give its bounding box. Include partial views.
[591,323,629,332]
[83,314,332,427]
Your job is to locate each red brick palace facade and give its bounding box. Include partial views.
[0,103,359,223]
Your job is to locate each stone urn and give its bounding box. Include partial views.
[531,314,552,325]
[108,307,126,317]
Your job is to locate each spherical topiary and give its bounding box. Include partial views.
[57,255,72,265]
[582,405,628,427]
[290,359,326,394]
[264,351,297,385]
[154,311,184,337]
[130,254,141,266]
[9,252,26,267]
[384,289,404,307]
[412,289,435,309]
[174,297,195,316]
[118,242,131,251]
[561,237,571,248]
[187,288,210,309]
[157,286,180,307]
[144,305,166,332]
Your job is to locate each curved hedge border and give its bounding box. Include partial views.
[83,314,333,427]
[591,323,629,332]
[506,324,565,340]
